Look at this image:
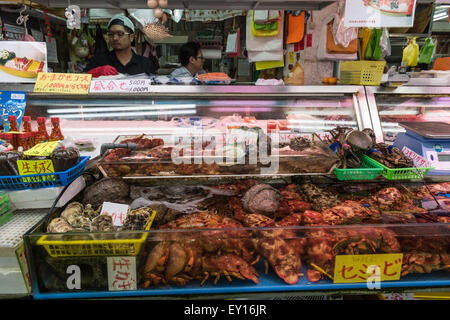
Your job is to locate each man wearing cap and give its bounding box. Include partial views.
[84,15,157,77]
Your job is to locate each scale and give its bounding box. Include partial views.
[393,122,450,175]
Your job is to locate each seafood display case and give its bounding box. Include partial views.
[23,179,450,299]
[365,86,450,145]
[21,85,372,165]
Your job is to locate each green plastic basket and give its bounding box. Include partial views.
[334,156,383,181]
[361,155,434,180]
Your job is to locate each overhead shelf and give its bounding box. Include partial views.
[32,0,338,10]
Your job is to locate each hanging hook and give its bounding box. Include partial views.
[16,4,28,26]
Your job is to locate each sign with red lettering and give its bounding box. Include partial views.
[34,72,91,94]
[107,256,137,291]
[100,202,129,226]
[401,146,433,168]
[89,79,151,94]
[334,253,403,283]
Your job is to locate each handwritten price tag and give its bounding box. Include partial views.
[333,254,403,283]
[100,202,129,226]
[90,79,151,93]
[402,146,433,168]
[24,141,59,157]
[17,159,55,183]
[34,72,92,94]
[107,256,137,291]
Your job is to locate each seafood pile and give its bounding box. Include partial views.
[368,143,414,168]
[43,178,449,288]
[137,180,450,287]
[47,202,155,240]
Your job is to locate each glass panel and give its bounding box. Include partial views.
[26,94,359,156]
[375,94,450,143]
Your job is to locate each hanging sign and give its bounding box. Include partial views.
[90,79,152,94]
[344,0,417,27]
[34,72,91,94]
[333,253,403,283]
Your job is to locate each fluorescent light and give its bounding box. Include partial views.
[52,110,196,119]
[47,104,197,114]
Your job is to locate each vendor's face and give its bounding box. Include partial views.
[190,49,204,72]
[108,24,134,51]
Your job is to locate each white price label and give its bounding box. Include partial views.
[107,256,137,291]
[90,79,151,93]
[402,146,433,168]
[100,202,129,226]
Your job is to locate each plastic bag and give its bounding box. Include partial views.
[418,37,435,65]
[402,37,419,67]
[365,28,382,60]
[380,28,391,58]
[332,0,358,48]
[360,28,372,60]
[284,61,304,85]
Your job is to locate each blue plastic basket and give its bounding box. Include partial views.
[0,156,89,191]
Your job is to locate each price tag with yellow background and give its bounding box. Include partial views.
[333,254,403,283]
[17,160,55,183]
[24,141,59,157]
[34,72,92,94]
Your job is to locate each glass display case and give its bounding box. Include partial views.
[23,85,371,164]
[365,86,450,144]
[23,179,450,299]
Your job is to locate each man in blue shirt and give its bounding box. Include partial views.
[170,41,206,78]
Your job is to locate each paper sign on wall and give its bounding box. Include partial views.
[345,0,417,27]
[333,253,403,283]
[90,79,151,93]
[101,202,129,226]
[107,256,137,291]
[34,72,91,94]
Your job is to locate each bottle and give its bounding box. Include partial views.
[3,133,15,150]
[22,116,32,132]
[36,117,50,143]
[7,115,19,132]
[49,117,64,141]
[17,132,31,151]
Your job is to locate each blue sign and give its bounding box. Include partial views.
[0,91,27,131]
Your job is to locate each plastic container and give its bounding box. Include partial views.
[361,154,433,180]
[339,60,386,85]
[334,155,383,181]
[0,156,89,190]
[36,221,151,258]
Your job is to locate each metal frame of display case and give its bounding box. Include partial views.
[365,86,450,143]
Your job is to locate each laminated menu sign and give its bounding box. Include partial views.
[333,253,403,283]
[344,0,417,27]
[0,41,47,83]
[107,256,137,291]
[89,79,151,93]
[0,90,26,132]
[34,72,91,94]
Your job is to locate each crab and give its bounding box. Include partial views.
[141,212,259,287]
[230,198,303,285]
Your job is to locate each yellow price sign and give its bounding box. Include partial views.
[333,254,403,284]
[34,72,91,94]
[24,141,59,157]
[17,160,55,183]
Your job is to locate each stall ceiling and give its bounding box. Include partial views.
[32,0,338,10]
